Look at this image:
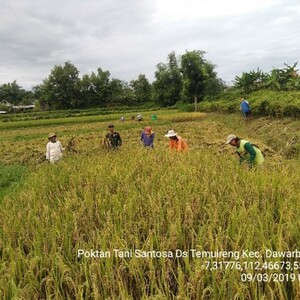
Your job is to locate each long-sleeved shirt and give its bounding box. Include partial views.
[237,140,264,167]
[141,132,155,147]
[241,142,256,164]
[169,136,188,152]
[46,141,63,163]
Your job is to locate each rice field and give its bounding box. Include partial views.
[1,110,300,299]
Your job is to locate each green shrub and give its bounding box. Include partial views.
[175,101,195,112]
[1,117,11,122]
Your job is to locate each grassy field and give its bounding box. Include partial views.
[0,103,161,123]
[1,110,300,299]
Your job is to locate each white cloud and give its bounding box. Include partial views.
[152,0,281,21]
[0,0,299,89]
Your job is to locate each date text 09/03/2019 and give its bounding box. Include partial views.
[241,273,300,282]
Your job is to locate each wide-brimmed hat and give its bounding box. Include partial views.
[144,126,152,134]
[48,133,56,139]
[225,134,236,144]
[165,130,177,137]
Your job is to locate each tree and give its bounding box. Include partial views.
[108,80,137,105]
[108,78,123,104]
[233,63,300,92]
[79,68,111,107]
[0,80,28,104]
[152,52,182,107]
[91,68,111,105]
[265,63,299,91]
[39,61,81,109]
[234,68,267,93]
[79,74,94,108]
[120,81,136,105]
[130,74,152,103]
[202,62,225,98]
[181,50,209,111]
[33,84,49,110]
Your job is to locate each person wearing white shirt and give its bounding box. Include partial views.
[137,113,142,121]
[46,133,64,163]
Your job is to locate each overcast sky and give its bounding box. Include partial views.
[0,0,299,90]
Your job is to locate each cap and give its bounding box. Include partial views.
[225,134,236,144]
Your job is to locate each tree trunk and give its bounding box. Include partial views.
[194,95,198,112]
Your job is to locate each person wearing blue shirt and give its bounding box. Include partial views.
[240,97,251,119]
[140,126,155,148]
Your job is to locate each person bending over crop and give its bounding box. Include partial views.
[225,134,264,168]
[140,126,155,148]
[104,124,122,149]
[137,113,143,121]
[165,130,188,152]
[46,133,64,163]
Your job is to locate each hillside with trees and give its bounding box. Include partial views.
[199,62,300,117]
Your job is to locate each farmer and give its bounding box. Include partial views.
[225,134,264,168]
[104,124,122,149]
[240,97,251,119]
[151,114,157,121]
[165,130,188,152]
[137,113,143,121]
[120,116,125,122]
[140,126,155,148]
[46,133,64,163]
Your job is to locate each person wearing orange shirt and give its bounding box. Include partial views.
[165,130,188,152]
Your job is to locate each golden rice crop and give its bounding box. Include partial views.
[1,112,300,299]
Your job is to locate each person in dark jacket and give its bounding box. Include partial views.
[104,124,122,149]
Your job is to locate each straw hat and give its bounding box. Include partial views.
[165,130,177,137]
[48,133,56,139]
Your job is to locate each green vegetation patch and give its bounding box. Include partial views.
[199,90,300,118]
[0,163,27,201]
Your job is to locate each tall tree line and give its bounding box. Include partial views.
[0,50,224,110]
[35,62,153,110]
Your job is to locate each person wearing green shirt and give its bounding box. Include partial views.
[151,114,157,121]
[225,134,264,168]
